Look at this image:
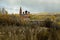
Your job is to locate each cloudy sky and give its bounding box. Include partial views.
[0,0,60,14]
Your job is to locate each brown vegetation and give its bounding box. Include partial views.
[0,14,59,40]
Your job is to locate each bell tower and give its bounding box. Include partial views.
[19,7,22,15]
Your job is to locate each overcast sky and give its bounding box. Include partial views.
[0,0,60,14]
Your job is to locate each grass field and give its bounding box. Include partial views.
[0,25,59,40]
[0,14,59,40]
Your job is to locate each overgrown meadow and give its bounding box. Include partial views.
[0,13,60,40]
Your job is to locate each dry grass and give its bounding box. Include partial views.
[0,25,59,40]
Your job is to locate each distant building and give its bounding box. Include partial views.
[19,7,22,15]
[0,8,2,14]
[23,12,24,15]
[28,11,30,14]
[19,7,30,21]
[25,10,28,15]
[0,8,8,14]
[2,8,5,14]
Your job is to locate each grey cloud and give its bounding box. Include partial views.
[0,0,60,13]
[21,0,60,12]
